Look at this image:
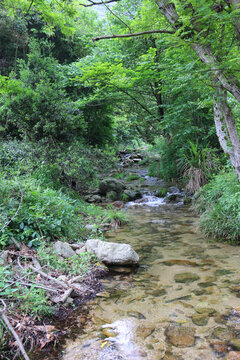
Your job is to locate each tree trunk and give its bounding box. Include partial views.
[214,86,240,179]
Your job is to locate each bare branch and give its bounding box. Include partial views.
[0,301,30,360]
[93,29,174,42]
[102,1,131,32]
[80,0,121,7]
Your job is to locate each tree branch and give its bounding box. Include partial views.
[102,1,131,32]
[93,29,174,42]
[80,0,121,7]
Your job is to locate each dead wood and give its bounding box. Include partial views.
[0,300,30,360]
[28,265,69,289]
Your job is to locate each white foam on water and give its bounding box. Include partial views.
[126,195,166,208]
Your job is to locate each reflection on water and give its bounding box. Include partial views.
[61,196,240,360]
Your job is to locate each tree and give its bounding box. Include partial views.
[90,0,240,179]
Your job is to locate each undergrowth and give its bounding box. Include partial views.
[194,171,240,244]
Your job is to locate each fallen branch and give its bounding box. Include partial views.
[0,300,30,360]
[0,269,39,294]
[61,288,73,303]
[18,281,59,293]
[29,265,69,289]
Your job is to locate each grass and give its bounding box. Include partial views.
[157,188,168,197]
[126,173,140,181]
[194,171,240,244]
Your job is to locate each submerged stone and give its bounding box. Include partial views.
[215,269,234,277]
[147,288,166,297]
[192,313,209,326]
[162,259,198,267]
[174,272,200,283]
[211,326,234,341]
[195,305,216,315]
[198,282,216,288]
[165,324,196,347]
[166,295,192,303]
[102,328,118,338]
[127,311,146,319]
[136,322,155,339]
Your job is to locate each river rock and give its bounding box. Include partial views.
[84,194,102,203]
[174,272,200,283]
[123,189,142,201]
[53,241,75,258]
[212,327,234,341]
[168,186,181,194]
[162,259,198,267]
[192,313,209,326]
[195,305,216,315]
[165,324,195,347]
[99,178,126,195]
[136,322,155,339]
[85,239,139,265]
[127,311,146,319]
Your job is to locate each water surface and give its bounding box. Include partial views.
[61,199,240,360]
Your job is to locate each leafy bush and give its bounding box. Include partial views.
[37,243,98,276]
[194,171,240,244]
[0,266,53,317]
[0,176,85,248]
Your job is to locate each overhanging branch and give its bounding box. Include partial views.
[80,0,121,7]
[93,29,175,42]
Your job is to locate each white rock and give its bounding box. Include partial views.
[85,239,139,265]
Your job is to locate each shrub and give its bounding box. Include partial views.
[0,176,85,248]
[194,171,240,244]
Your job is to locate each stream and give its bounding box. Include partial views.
[48,170,240,360]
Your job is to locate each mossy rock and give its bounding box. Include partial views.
[184,197,192,205]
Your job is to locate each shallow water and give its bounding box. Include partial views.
[60,198,240,360]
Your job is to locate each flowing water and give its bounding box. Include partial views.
[58,172,240,360]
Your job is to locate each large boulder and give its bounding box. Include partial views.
[99,178,126,195]
[85,239,139,265]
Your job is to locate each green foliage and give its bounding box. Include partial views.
[157,188,168,197]
[194,171,240,244]
[0,266,53,317]
[148,137,180,180]
[183,141,209,170]
[0,176,85,248]
[38,243,98,276]
[126,174,140,181]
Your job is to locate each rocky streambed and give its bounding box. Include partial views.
[41,168,240,360]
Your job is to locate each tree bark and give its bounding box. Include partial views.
[214,86,240,179]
